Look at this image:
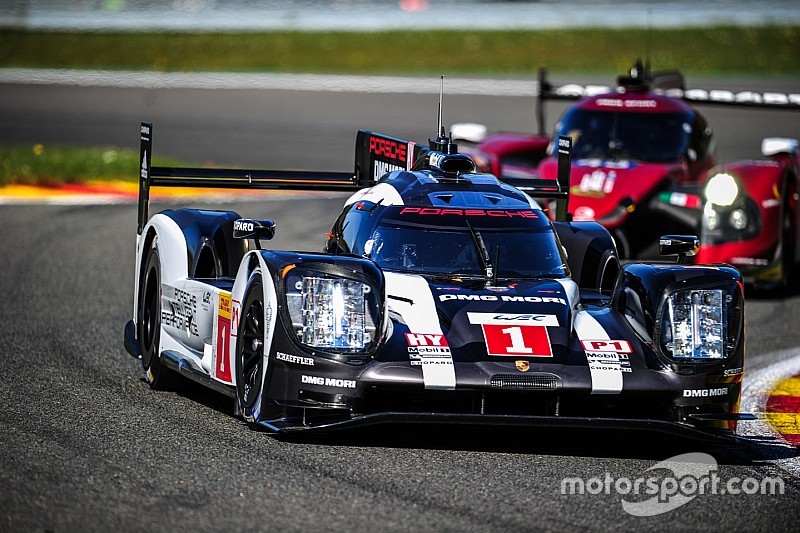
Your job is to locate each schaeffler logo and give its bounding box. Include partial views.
[561,453,784,516]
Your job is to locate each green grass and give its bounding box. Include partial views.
[1,27,798,75]
[0,145,189,186]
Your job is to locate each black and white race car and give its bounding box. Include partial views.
[124,121,747,440]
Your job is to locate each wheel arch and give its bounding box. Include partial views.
[133,215,189,332]
[554,220,620,294]
[230,251,280,423]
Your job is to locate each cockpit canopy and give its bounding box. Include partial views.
[328,205,569,280]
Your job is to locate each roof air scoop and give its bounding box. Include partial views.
[428,151,476,174]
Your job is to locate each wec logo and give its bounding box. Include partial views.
[490,314,549,322]
[467,313,559,327]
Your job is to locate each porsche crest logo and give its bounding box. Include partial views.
[516,360,530,372]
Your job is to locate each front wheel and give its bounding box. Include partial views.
[235,276,266,424]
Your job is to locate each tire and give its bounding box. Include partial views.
[138,246,175,389]
[235,276,266,424]
[599,250,620,294]
[611,228,630,260]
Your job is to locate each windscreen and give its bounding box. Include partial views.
[362,207,568,279]
[557,108,693,162]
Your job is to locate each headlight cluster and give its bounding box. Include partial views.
[284,268,380,353]
[705,173,739,207]
[702,172,760,244]
[660,289,727,361]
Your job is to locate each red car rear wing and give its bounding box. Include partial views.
[535,68,800,135]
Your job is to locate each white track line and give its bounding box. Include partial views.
[0,68,539,96]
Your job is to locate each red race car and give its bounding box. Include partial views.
[453,62,800,288]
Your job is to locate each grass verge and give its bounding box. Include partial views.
[0,145,188,186]
[1,27,798,75]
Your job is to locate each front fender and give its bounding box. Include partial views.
[224,251,279,416]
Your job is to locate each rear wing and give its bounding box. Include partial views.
[137,122,391,234]
[137,122,573,234]
[535,68,800,135]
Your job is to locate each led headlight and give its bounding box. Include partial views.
[705,173,739,207]
[703,204,720,230]
[284,269,379,353]
[729,208,748,230]
[660,289,725,361]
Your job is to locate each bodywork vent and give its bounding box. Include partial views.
[490,373,561,391]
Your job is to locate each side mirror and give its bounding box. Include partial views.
[659,235,699,264]
[450,122,488,144]
[233,219,276,250]
[761,137,798,157]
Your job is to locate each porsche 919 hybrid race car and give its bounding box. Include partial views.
[452,62,800,288]
[124,120,747,440]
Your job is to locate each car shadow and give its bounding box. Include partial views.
[162,376,798,465]
[280,422,798,466]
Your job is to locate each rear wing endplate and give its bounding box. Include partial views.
[499,135,572,221]
[353,130,428,186]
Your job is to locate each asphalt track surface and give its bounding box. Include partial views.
[2,76,800,531]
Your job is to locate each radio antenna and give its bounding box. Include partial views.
[645,7,652,76]
[430,75,458,154]
[437,75,444,137]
